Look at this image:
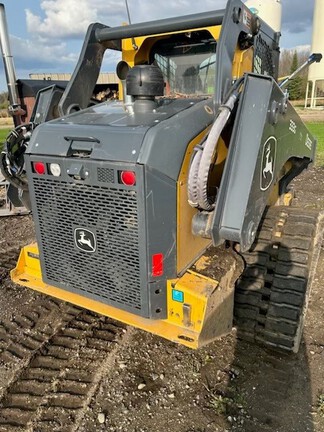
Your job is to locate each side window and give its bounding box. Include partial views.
[198,54,216,94]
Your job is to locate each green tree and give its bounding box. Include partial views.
[0,91,8,110]
[288,51,303,100]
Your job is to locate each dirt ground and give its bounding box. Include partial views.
[295,107,324,123]
[1,126,324,431]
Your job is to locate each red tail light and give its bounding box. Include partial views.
[33,162,46,175]
[120,171,136,186]
[152,253,164,277]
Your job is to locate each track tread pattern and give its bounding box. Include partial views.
[234,206,324,352]
[0,309,126,431]
[0,248,21,275]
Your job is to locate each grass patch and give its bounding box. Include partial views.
[208,394,235,415]
[0,128,10,151]
[305,122,324,166]
[318,394,324,418]
[208,393,246,416]
[206,388,246,416]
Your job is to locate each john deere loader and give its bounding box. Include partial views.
[1,0,323,353]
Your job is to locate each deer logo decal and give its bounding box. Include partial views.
[260,136,277,191]
[74,228,96,253]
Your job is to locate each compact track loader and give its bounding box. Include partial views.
[1,0,323,353]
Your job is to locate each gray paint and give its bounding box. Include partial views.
[139,99,214,180]
[214,0,279,107]
[144,167,177,318]
[144,166,177,282]
[211,74,315,251]
[27,99,212,169]
[25,95,218,319]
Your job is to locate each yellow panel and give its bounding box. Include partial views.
[11,245,199,348]
[177,127,212,273]
[11,244,235,349]
[268,182,280,207]
[167,271,218,333]
[121,26,222,75]
[119,25,252,100]
[267,161,294,206]
[177,130,229,273]
[232,47,254,80]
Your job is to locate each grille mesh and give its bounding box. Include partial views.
[33,178,142,311]
[98,167,114,183]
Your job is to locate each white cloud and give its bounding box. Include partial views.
[9,33,121,77]
[25,0,229,39]
[26,0,97,38]
[26,0,128,39]
[134,0,226,22]
[24,0,315,48]
[11,34,78,70]
[12,36,71,64]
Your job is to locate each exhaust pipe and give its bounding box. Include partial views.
[0,3,25,117]
[116,60,134,114]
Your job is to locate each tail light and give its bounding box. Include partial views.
[33,161,46,175]
[152,253,164,277]
[119,170,136,186]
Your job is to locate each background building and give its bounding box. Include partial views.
[305,0,324,108]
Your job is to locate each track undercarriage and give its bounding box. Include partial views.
[235,206,324,352]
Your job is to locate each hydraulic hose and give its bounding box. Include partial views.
[188,78,243,210]
[0,123,33,191]
[195,93,237,210]
[187,141,204,208]
[0,151,28,190]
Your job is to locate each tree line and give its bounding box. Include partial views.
[279,48,310,100]
[0,91,9,110]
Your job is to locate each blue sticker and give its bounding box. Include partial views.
[250,7,259,14]
[172,289,184,303]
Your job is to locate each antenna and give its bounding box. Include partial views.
[125,0,132,24]
[125,0,138,50]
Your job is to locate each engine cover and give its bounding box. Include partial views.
[25,98,214,319]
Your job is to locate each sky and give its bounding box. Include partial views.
[0,0,316,92]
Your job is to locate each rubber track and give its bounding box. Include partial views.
[0,309,126,431]
[0,247,21,275]
[234,206,324,352]
[0,298,82,400]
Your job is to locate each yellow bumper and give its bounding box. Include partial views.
[11,243,236,349]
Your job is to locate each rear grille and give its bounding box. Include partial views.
[33,177,142,312]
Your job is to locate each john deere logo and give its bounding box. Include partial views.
[261,136,276,191]
[74,228,96,253]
